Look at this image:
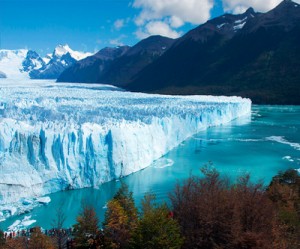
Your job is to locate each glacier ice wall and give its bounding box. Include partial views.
[0,80,251,204]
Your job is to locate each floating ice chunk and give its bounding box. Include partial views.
[152,158,174,169]
[7,216,36,231]
[266,136,300,151]
[22,198,33,205]
[8,220,21,231]
[36,197,51,204]
[8,207,17,216]
[22,218,36,227]
[283,156,294,162]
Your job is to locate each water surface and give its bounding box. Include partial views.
[1,105,299,230]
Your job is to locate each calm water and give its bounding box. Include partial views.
[1,105,300,230]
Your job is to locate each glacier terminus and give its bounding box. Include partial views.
[0,79,251,219]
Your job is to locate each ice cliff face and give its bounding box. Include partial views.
[0,80,251,204]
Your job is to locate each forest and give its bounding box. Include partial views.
[1,166,299,249]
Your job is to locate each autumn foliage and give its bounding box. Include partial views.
[1,168,299,249]
[170,166,282,249]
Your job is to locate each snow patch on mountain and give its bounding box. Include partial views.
[43,54,52,64]
[233,22,247,30]
[53,44,92,61]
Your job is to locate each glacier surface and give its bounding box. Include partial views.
[0,79,251,206]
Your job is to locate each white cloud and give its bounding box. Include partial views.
[222,0,300,14]
[148,21,181,38]
[133,0,214,25]
[114,19,125,30]
[135,21,181,39]
[133,0,213,40]
[109,35,127,46]
[170,16,184,28]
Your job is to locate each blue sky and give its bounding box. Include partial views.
[0,0,287,55]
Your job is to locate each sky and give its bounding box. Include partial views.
[0,0,290,55]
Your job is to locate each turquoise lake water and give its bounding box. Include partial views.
[1,105,300,230]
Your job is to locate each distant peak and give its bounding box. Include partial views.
[278,0,298,7]
[270,0,300,13]
[53,44,73,57]
[245,7,255,15]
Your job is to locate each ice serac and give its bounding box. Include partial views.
[0,80,251,205]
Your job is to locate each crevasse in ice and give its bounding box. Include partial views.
[0,80,251,204]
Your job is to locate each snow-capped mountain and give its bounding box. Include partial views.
[53,44,92,61]
[0,45,93,80]
[22,50,45,73]
[0,50,29,79]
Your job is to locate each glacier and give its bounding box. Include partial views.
[0,79,251,208]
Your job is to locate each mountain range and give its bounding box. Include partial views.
[58,35,175,86]
[0,45,92,79]
[58,0,300,104]
[1,0,299,104]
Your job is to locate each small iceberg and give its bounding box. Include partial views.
[8,216,36,231]
[36,196,51,204]
[8,220,21,231]
[22,198,33,205]
[283,156,294,162]
[152,158,174,169]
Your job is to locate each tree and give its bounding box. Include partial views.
[170,165,283,249]
[73,203,99,248]
[131,194,183,249]
[268,169,300,248]
[170,165,233,249]
[0,230,5,246]
[51,203,67,249]
[103,199,131,248]
[230,175,281,249]
[111,182,138,226]
[103,182,138,248]
[29,227,55,249]
[6,237,27,249]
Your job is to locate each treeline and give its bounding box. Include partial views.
[1,166,299,249]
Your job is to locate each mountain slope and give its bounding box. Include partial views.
[57,35,174,84]
[97,36,175,86]
[125,0,300,104]
[57,46,130,83]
